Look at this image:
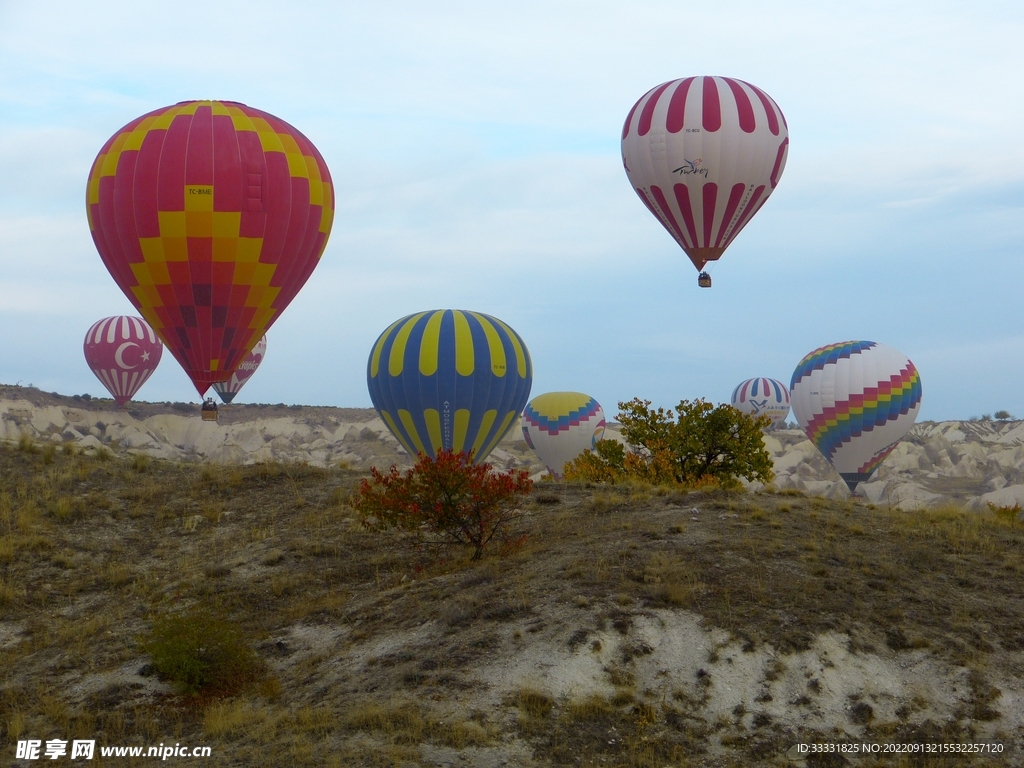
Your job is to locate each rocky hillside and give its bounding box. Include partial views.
[763,421,1024,511]
[3,384,1023,765]
[3,384,1024,511]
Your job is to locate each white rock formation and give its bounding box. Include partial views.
[766,419,1024,509]
[0,396,533,474]
[5,389,1024,510]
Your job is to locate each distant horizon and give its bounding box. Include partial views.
[2,381,1017,426]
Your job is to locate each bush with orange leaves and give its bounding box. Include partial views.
[353,450,533,561]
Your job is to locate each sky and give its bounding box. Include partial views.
[1,0,1022,422]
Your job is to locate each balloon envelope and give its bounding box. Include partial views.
[790,341,922,491]
[212,335,266,404]
[367,310,532,464]
[86,100,334,396]
[521,392,606,479]
[731,378,790,428]
[84,316,163,406]
[621,77,789,272]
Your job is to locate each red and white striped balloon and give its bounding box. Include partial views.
[212,335,266,404]
[84,316,163,406]
[621,76,789,272]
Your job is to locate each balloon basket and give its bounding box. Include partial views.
[201,399,219,422]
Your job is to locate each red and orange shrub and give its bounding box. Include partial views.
[353,450,533,561]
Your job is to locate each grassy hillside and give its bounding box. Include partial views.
[1,437,1022,766]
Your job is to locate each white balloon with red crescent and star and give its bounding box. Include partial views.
[621,76,789,274]
[83,316,163,407]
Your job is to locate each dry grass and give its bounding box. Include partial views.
[516,689,704,766]
[0,437,1021,766]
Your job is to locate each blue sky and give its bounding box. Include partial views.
[1,0,1022,420]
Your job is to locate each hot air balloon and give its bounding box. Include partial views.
[84,316,163,407]
[212,334,266,404]
[367,310,532,464]
[790,341,922,492]
[86,100,333,396]
[731,378,790,428]
[521,392,606,479]
[621,77,789,287]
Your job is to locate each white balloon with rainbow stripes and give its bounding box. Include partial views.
[790,341,922,492]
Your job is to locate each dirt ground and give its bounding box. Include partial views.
[1,436,1023,767]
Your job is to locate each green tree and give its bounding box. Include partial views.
[565,398,773,487]
[563,438,624,483]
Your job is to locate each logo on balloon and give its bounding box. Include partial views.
[442,400,452,447]
[114,342,140,370]
[673,159,708,178]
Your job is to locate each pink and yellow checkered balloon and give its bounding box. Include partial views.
[87,101,333,395]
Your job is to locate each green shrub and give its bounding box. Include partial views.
[566,398,773,487]
[564,439,626,483]
[141,607,264,696]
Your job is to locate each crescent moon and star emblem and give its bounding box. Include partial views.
[114,341,140,370]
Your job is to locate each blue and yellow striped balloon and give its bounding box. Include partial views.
[367,310,533,464]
